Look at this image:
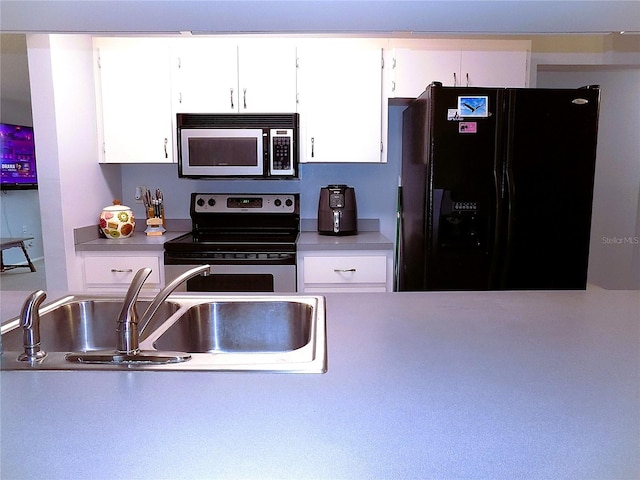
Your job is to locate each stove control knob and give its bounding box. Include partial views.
[285,198,293,207]
[274,199,282,207]
[208,198,216,207]
[196,197,205,207]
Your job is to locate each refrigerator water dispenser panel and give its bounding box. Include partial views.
[436,191,483,250]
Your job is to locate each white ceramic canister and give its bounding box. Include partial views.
[99,202,135,239]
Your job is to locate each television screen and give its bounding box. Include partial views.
[1,123,38,190]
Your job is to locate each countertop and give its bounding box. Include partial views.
[1,288,639,479]
[74,231,188,252]
[74,230,393,253]
[297,231,393,251]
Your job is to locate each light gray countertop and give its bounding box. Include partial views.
[74,231,188,252]
[1,287,639,479]
[73,216,393,253]
[297,231,393,251]
[74,230,393,252]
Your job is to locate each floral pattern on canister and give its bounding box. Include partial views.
[100,202,135,239]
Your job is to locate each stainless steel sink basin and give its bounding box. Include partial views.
[1,298,179,352]
[1,294,327,373]
[152,301,312,353]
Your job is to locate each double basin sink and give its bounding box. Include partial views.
[1,294,327,372]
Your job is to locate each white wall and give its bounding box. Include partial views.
[27,34,122,290]
[538,67,640,290]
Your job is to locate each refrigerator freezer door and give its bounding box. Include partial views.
[501,87,600,289]
[399,85,504,291]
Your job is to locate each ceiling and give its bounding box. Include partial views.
[1,1,639,35]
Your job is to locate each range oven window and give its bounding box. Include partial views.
[187,274,274,292]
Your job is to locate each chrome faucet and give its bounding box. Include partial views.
[116,267,152,354]
[117,265,211,355]
[18,290,48,362]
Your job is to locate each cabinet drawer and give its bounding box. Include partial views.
[303,255,387,284]
[84,256,161,286]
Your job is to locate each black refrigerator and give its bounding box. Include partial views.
[398,82,600,291]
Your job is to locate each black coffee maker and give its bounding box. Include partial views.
[317,184,357,235]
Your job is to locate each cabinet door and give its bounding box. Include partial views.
[172,41,239,113]
[83,254,161,291]
[298,41,384,163]
[391,48,461,96]
[95,38,173,163]
[297,251,392,293]
[461,50,529,87]
[238,44,298,113]
[303,255,388,284]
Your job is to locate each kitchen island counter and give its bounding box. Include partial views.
[1,288,639,479]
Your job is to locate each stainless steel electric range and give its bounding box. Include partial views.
[164,193,300,292]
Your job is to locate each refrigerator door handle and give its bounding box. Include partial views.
[501,164,516,287]
[488,166,502,288]
[431,189,444,254]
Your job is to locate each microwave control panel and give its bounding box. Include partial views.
[270,129,294,175]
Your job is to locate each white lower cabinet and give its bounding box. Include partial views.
[82,253,164,293]
[298,251,392,293]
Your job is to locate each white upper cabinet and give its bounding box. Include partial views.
[237,42,298,113]
[390,49,461,97]
[92,36,529,165]
[389,40,531,98]
[460,49,530,88]
[297,39,385,163]
[172,39,297,113]
[171,40,238,113]
[94,38,174,163]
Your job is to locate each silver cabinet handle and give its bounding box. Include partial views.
[466,73,470,87]
[311,137,315,158]
[453,72,457,86]
[243,88,247,109]
[164,138,168,159]
[111,269,133,273]
[230,88,234,109]
[334,268,356,273]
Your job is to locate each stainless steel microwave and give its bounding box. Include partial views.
[177,113,299,179]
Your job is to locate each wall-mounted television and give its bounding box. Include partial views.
[1,123,38,190]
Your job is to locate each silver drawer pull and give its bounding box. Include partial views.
[334,268,356,273]
[111,268,133,273]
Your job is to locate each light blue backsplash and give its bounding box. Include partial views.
[120,105,406,243]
